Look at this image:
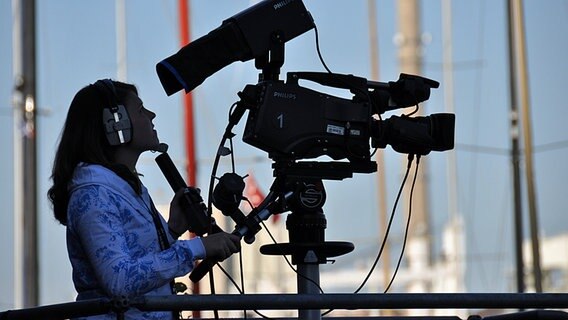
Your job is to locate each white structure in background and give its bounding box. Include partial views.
[319,215,466,317]
[523,233,568,293]
[434,214,466,293]
[432,214,467,318]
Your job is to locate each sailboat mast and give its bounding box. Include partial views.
[441,0,465,296]
[12,0,39,308]
[511,0,542,293]
[506,0,525,294]
[396,1,431,299]
[367,0,391,297]
[442,0,458,219]
[116,0,127,81]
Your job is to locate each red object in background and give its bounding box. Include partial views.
[244,173,280,223]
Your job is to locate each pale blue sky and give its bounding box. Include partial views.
[1,0,568,309]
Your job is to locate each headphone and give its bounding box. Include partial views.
[94,79,132,146]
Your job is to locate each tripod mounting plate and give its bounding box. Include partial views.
[260,241,354,265]
[272,160,377,181]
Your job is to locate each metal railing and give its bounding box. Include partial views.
[2,293,568,320]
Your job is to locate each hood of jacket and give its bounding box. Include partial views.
[68,163,151,211]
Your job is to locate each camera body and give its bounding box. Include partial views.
[240,71,455,168]
[242,77,371,163]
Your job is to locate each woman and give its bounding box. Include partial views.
[48,79,240,319]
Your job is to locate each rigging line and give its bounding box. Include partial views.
[467,173,509,292]
[423,59,485,70]
[160,0,177,43]
[192,93,232,154]
[465,0,487,293]
[455,143,509,155]
[469,0,487,212]
[454,140,568,156]
[533,140,568,153]
[465,252,517,260]
[494,176,513,291]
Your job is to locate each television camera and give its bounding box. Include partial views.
[155,0,455,291]
[240,71,455,165]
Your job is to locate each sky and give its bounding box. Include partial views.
[1,0,568,311]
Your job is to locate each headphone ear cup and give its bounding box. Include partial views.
[95,79,133,146]
[102,104,132,146]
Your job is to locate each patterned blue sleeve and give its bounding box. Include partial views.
[68,185,202,298]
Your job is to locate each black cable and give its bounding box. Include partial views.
[218,264,243,294]
[229,135,236,173]
[216,264,271,319]
[322,154,415,318]
[314,24,377,161]
[224,198,326,316]
[207,102,239,220]
[260,219,333,318]
[239,250,246,318]
[214,231,272,319]
[202,101,240,320]
[207,194,291,319]
[370,147,379,157]
[314,25,332,74]
[208,271,219,320]
[260,220,325,295]
[404,100,421,117]
[351,154,413,294]
[384,154,419,292]
[207,24,429,318]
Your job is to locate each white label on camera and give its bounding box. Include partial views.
[327,125,345,136]
[350,129,361,136]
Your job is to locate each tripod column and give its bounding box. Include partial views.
[287,211,326,320]
[286,181,328,320]
[260,177,354,320]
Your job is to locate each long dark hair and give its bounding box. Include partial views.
[48,80,140,225]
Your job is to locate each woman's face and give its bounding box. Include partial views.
[123,90,160,153]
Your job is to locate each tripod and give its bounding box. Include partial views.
[260,162,364,320]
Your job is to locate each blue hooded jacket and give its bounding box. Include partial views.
[66,163,205,319]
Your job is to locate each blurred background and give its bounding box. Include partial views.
[1,0,568,317]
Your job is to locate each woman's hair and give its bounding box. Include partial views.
[48,80,140,225]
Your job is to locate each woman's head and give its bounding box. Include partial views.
[48,79,156,225]
[60,80,139,164]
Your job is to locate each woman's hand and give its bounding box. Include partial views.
[201,232,241,261]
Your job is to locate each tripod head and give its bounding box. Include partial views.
[260,160,355,265]
[189,159,361,282]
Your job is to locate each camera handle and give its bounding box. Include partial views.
[255,32,285,82]
[260,178,354,320]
